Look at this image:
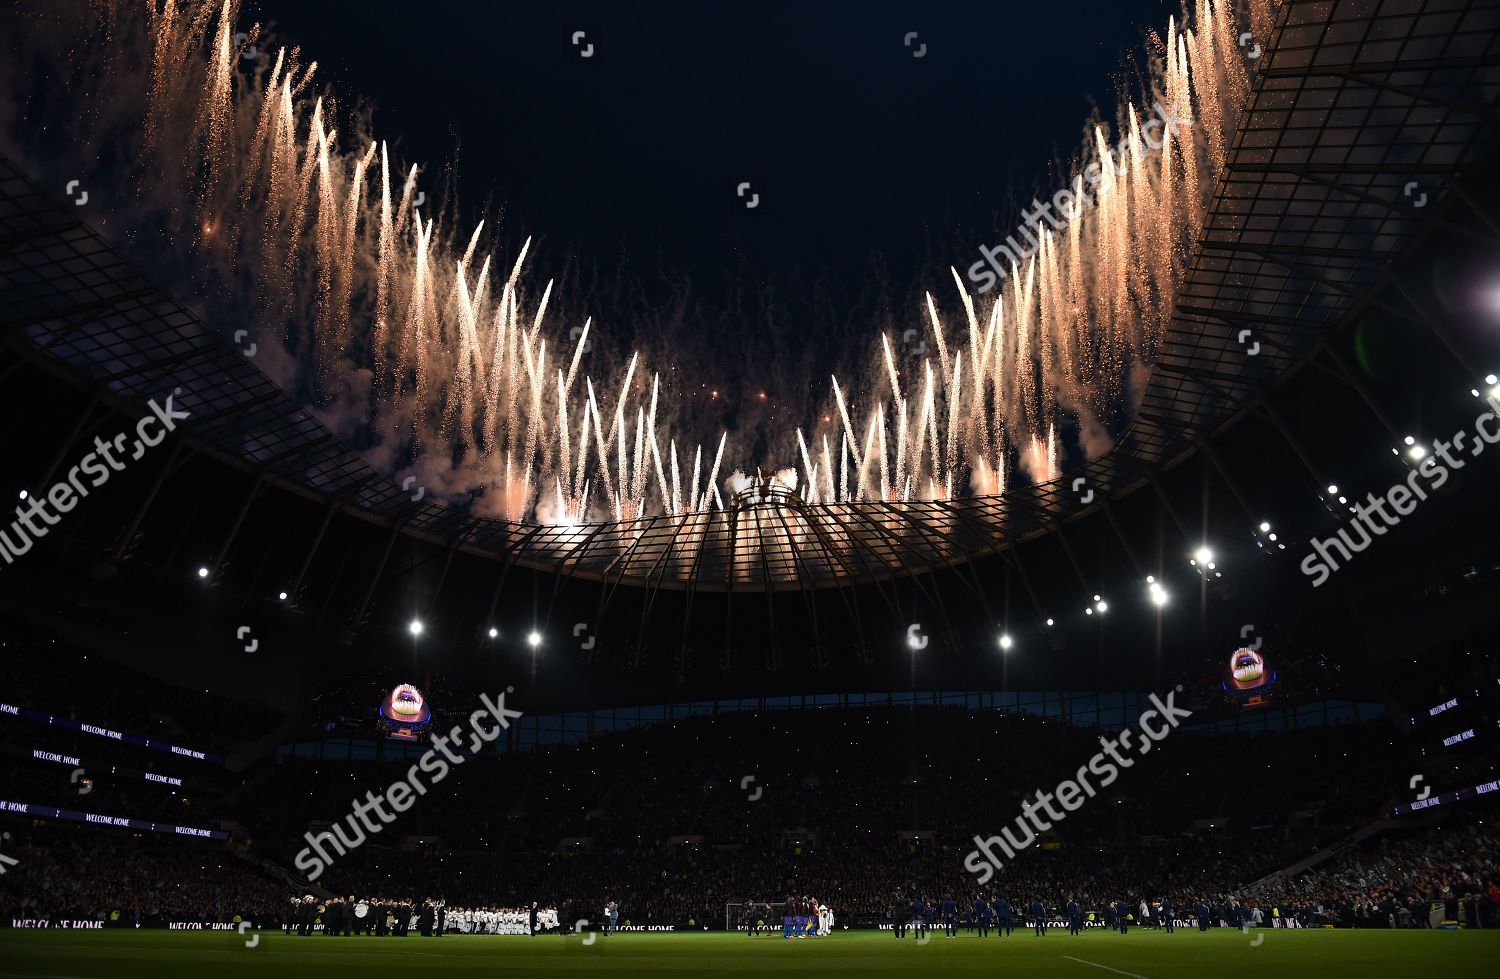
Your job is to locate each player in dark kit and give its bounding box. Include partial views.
[1066,896,1082,935]
[1161,898,1174,933]
[995,897,1014,937]
[974,896,991,938]
[892,894,910,939]
[1031,899,1047,936]
[941,896,957,938]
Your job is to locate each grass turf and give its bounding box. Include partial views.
[0,927,1497,978]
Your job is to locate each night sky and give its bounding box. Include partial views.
[243,0,1176,342]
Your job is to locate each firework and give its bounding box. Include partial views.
[33,0,1267,525]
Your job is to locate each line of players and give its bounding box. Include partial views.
[285,895,559,936]
[887,894,1223,937]
[741,896,834,938]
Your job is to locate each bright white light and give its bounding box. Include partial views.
[1327,484,1339,495]
[1194,546,1214,564]
[1093,594,1101,602]
[999,634,1013,650]
[1488,374,1499,386]
[1403,435,1416,446]
[1145,575,1155,584]
[527,631,542,647]
[196,567,209,579]
[1045,618,1054,627]
[1150,586,1168,607]
[1085,607,1093,616]
[1095,600,1108,614]
[1268,532,1278,542]
[1338,496,1348,505]
[278,591,288,601]
[1409,445,1427,460]
[488,627,499,639]
[409,619,424,636]
[1258,521,1271,533]
[17,489,26,501]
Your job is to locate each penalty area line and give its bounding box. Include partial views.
[1062,955,1151,979]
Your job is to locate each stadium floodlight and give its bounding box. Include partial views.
[1258,521,1271,533]
[1403,435,1415,445]
[1146,575,1155,583]
[527,631,542,647]
[1489,374,1499,386]
[1095,599,1108,614]
[488,627,499,639]
[1085,607,1093,616]
[278,591,288,601]
[1093,594,1101,602]
[17,489,26,501]
[409,619,424,636]
[999,634,1013,650]
[196,566,209,579]
[1268,533,1278,542]
[1194,546,1213,564]
[1045,618,1054,627]
[1148,580,1168,607]
[1327,484,1339,495]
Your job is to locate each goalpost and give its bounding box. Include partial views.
[725,902,834,933]
[724,902,780,932]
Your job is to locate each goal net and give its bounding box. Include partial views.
[724,902,780,932]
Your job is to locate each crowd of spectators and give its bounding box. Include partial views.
[1,623,284,755]
[0,824,283,923]
[1250,826,1499,929]
[2,689,1495,929]
[250,708,1409,858]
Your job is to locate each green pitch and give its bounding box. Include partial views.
[1,928,1497,977]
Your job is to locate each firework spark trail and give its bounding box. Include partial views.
[36,0,1264,526]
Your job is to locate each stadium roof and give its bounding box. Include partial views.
[2,0,1499,597]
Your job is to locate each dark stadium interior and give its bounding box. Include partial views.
[2,0,1500,977]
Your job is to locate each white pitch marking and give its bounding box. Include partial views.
[1062,955,1152,979]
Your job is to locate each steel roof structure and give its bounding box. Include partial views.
[3,0,1498,596]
